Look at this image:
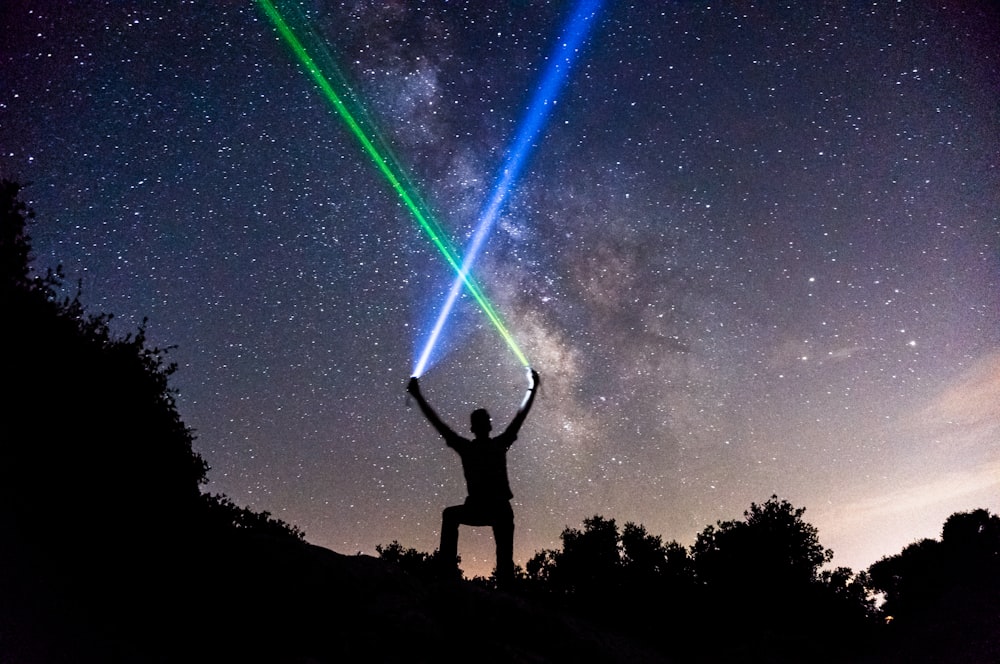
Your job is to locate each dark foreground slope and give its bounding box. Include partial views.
[0,179,663,663]
[1,530,669,664]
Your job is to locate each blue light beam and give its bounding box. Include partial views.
[413,0,605,376]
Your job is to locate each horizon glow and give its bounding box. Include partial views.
[412,0,605,377]
[255,0,528,371]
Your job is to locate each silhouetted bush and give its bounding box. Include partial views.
[1,180,304,551]
[376,540,438,576]
[201,492,305,542]
[1,180,308,660]
[3,182,206,566]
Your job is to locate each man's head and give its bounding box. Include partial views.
[470,408,492,438]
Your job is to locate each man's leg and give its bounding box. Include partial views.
[491,502,515,588]
[438,504,468,578]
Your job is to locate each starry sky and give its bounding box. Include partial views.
[3,1,998,578]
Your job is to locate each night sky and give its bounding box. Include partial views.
[3,1,998,578]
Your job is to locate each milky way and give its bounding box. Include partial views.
[3,1,998,577]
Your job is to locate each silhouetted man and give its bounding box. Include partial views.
[407,369,540,587]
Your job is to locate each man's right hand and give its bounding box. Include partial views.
[407,377,420,395]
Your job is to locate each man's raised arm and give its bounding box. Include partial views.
[407,377,456,440]
[504,369,540,436]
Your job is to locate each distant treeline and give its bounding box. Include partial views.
[378,499,999,661]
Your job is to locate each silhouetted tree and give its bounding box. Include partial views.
[866,508,1000,661]
[940,508,1000,580]
[688,495,878,660]
[525,547,557,586]
[546,515,622,599]
[870,509,1000,619]
[621,522,666,579]
[821,565,876,618]
[869,537,942,619]
[522,514,699,646]
[619,522,694,592]
[692,495,832,591]
[618,521,698,639]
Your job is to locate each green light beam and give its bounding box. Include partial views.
[256,0,528,367]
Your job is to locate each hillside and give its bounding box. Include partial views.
[2,531,670,664]
[3,181,997,663]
